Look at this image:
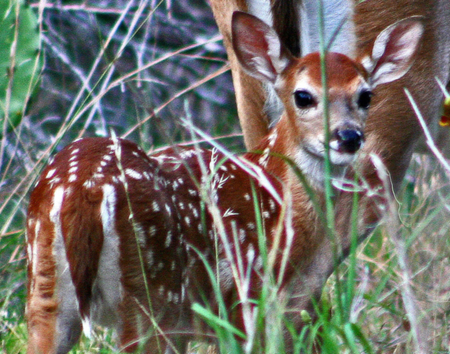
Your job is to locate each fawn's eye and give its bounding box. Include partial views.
[358,90,373,109]
[294,90,315,108]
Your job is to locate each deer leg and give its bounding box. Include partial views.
[27,189,83,354]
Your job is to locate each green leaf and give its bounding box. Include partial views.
[0,0,42,133]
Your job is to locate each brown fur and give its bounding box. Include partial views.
[210,0,269,149]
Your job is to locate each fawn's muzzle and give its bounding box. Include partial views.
[333,128,364,154]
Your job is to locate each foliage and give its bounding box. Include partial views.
[0,0,41,133]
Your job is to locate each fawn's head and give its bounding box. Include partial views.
[232,11,423,180]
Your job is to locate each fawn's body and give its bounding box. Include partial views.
[27,136,317,352]
[26,12,422,353]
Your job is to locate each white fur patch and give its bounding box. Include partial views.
[125,168,143,180]
[91,184,122,328]
[51,186,83,349]
[46,169,57,179]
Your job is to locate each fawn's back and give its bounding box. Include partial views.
[27,137,295,353]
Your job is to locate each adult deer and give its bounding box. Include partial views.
[26,11,422,354]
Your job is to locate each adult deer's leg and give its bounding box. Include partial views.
[210,0,269,150]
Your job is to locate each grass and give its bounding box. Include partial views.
[1,0,450,353]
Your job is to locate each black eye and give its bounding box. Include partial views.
[294,90,315,108]
[358,90,373,109]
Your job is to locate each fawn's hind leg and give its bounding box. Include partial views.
[27,189,83,354]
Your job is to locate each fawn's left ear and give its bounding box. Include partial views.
[231,11,292,84]
[363,17,424,88]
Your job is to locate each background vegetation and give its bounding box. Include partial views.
[0,0,449,353]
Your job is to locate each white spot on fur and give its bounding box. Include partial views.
[247,243,255,264]
[68,174,77,183]
[83,179,95,188]
[188,189,197,197]
[268,129,277,148]
[259,147,270,167]
[125,169,142,180]
[82,318,92,338]
[180,149,197,159]
[46,169,56,179]
[269,199,276,213]
[165,231,172,247]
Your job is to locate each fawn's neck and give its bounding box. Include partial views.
[246,116,347,192]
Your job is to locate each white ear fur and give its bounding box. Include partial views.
[363,17,424,88]
[232,11,291,84]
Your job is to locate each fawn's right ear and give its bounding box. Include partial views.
[232,11,291,84]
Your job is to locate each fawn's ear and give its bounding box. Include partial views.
[232,11,292,84]
[363,17,424,88]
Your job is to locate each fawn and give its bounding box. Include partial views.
[26,11,422,354]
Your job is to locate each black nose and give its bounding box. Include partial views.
[334,129,364,154]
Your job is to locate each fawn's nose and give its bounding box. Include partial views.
[333,128,364,154]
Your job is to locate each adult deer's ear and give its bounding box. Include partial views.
[232,11,292,84]
[363,17,424,88]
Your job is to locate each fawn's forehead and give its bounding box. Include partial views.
[286,52,369,91]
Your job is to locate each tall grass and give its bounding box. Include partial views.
[1,0,450,353]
